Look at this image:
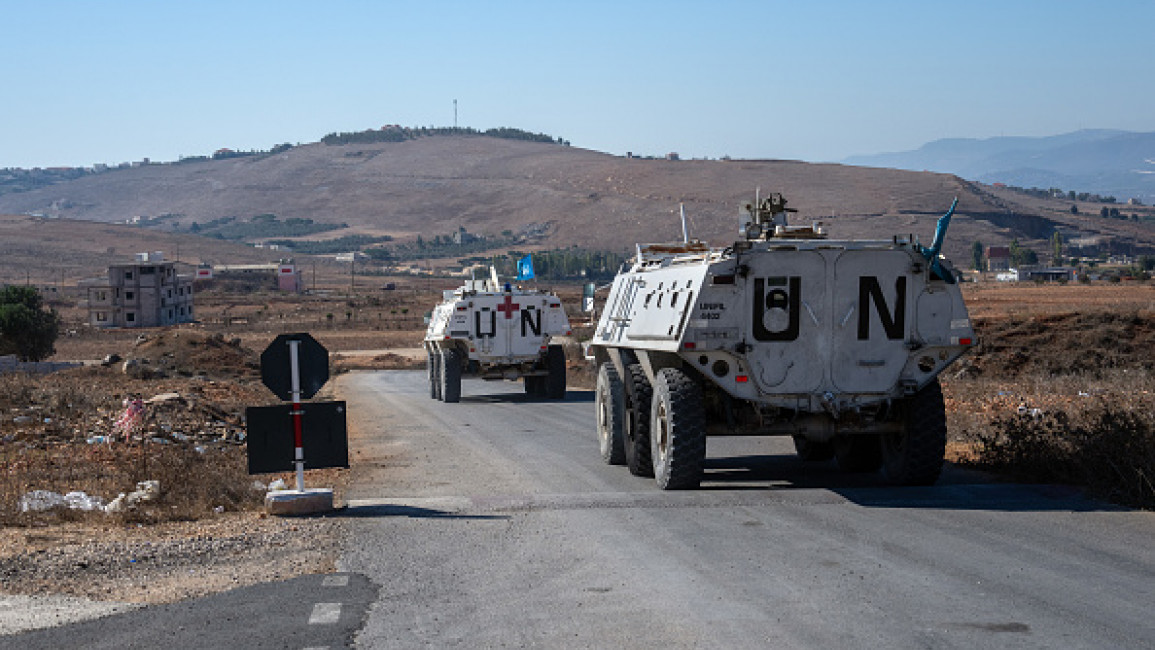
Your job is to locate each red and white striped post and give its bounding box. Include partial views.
[288,339,306,491]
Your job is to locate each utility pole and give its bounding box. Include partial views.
[454,99,458,128]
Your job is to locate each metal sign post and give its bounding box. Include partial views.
[248,332,347,515]
[288,339,306,492]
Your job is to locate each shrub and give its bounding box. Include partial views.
[0,285,61,361]
[974,405,1155,508]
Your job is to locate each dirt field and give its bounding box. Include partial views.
[962,282,1155,319]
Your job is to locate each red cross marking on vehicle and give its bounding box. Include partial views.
[497,294,520,319]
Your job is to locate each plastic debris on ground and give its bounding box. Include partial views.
[20,490,107,513]
[21,480,161,514]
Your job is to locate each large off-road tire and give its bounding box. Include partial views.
[595,363,626,465]
[525,375,548,397]
[623,363,653,477]
[834,434,882,473]
[427,350,438,401]
[881,378,948,486]
[545,344,566,400]
[649,368,707,490]
[440,348,462,403]
[793,435,835,462]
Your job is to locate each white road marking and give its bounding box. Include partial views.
[308,602,342,625]
[322,575,350,587]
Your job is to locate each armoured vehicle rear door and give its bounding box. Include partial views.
[743,250,827,392]
[830,250,911,393]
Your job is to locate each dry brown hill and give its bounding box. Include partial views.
[2,135,1153,266]
[0,214,288,286]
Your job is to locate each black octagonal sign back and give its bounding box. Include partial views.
[260,333,329,401]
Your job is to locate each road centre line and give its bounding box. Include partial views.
[308,602,342,625]
[322,575,350,587]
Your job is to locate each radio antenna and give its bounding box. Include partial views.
[680,203,689,243]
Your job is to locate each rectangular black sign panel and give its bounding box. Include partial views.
[246,401,349,474]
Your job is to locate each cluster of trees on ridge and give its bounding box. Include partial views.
[321,125,569,146]
[1006,185,1124,204]
[488,248,629,283]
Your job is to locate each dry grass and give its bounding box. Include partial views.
[965,399,1155,507]
[0,331,280,527]
[0,442,263,526]
[944,311,1155,508]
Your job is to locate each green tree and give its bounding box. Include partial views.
[970,241,984,270]
[1051,232,1063,262]
[0,286,61,361]
[1009,239,1037,268]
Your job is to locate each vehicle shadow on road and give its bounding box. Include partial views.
[700,455,1121,513]
[333,504,509,520]
[457,391,595,404]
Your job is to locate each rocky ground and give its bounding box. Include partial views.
[0,512,344,604]
[0,330,358,609]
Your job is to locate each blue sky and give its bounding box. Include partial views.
[3,0,1153,168]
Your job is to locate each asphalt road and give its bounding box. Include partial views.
[335,370,1155,649]
[0,573,378,650]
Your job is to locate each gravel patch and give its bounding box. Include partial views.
[0,511,344,634]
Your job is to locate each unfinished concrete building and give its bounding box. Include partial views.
[81,252,194,328]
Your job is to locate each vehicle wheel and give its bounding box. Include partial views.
[834,434,882,473]
[881,378,947,485]
[649,368,707,490]
[623,363,653,477]
[427,350,438,401]
[441,348,462,403]
[793,435,835,462]
[524,375,544,396]
[427,349,438,399]
[545,344,566,400]
[595,363,626,465]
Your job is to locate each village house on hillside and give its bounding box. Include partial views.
[80,252,194,328]
[985,245,1012,272]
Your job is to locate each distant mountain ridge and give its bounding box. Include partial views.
[844,130,1155,203]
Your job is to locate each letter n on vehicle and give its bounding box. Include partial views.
[520,309,541,336]
[857,276,905,340]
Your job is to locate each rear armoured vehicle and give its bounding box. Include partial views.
[425,268,572,402]
[588,192,975,489]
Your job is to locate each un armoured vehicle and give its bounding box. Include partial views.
[588,192,975,489]
[425,267,572,402]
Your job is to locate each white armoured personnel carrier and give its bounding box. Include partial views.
[425,267,572,402]
[589,192,975,489]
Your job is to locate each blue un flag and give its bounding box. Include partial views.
[516,255,535,281]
